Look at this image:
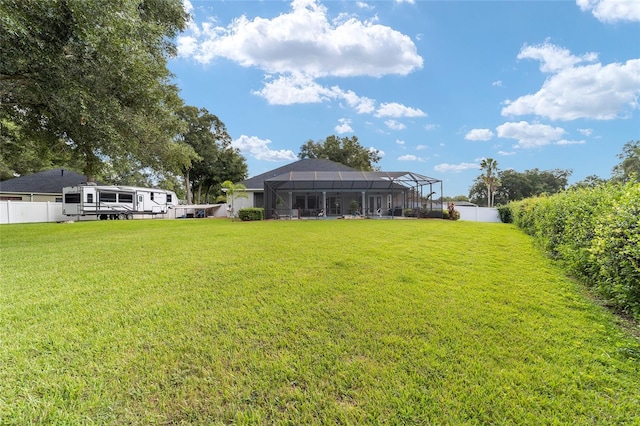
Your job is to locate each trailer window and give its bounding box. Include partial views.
[65,193,81,203]
[87,194,93,203]
[119,193,133,203]
[150,192,154,200]
[99,192,117,203]
[167,194,172,203]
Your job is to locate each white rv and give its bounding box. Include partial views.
[62,184,178,220]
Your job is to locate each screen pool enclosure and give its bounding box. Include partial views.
[263,171,443,219]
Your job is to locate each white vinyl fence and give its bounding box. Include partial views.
[2,201,501,224]
[0,201,179,224]
[456,205,501,222]
[0,201,68,224]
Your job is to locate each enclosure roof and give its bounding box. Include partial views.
[265,170,442,191]
[242,158,355,189]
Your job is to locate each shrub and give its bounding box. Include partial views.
[238,208,264,221]
[509,181,640,318]
[446,203,460,221]
[497,205,512,223]
[589,183,640,314]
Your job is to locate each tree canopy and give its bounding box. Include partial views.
[612,140,640,183]
[0,118,82,180]
[299,135,381,171]
[0,0,194,181]
[177,106,247,204]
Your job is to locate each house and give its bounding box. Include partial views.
[234,159,443,219]
[0,168,93,202]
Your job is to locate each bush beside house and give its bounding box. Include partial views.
[238,208,264,221]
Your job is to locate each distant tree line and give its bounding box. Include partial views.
[467,140,639,207]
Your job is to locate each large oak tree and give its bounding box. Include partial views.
[299,135,381,171]
[0,0,195,181]
[177,106,247,204]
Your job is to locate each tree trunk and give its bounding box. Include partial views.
[486,184,491,207]
[184,170,192,204]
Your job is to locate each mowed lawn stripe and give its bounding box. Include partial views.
[1,219,638,424]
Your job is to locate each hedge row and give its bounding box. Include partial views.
[238,208,264,221]
[505,180,640,319]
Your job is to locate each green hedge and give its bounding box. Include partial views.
[506,181,640,319]
[238,208,264,221]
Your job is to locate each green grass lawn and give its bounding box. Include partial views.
[1,219,639,424]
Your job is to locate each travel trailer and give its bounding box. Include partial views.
[62,184,178,220]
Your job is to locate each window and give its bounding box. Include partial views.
[87,194,93,203]
[0,196,22,201]
[307,196,318,210]
[119,193,133,203]
[167,194,172,203]
[99,192,117,203]
[65,193,81,203]
[150,192,154,200]
[254,192,264,208]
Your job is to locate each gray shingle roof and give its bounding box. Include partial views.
[242,159,356,189]
[0,168,92,194]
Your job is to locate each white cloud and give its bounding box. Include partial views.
[424,124,439,131]
[434,162,479,173]
[557,139,586,145]
[178,0,422,77]
[492,80,503,87]
[232,135,298,161]
[375,102,427,118]
[498,151,516,156]
[384,120,406,130]
[496,121,566,148]
[502,43,640,121]
[372,147,385,158]
[518,42,597,73]
[177,36,198,57]
[253,73,332,105]
[395,0,415,3]
[340,89,376,114]
[335,118,353,134]
[183,0,194,13]
[576,0,640,23]
[416,144,428,150]
[464,128,494,141]
[254,73,376,114]
[578,128,594,136]
[356,2,374,9]
[396,139,405,145]
[398,154,423,161]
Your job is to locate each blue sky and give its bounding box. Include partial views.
[169,0,640,196]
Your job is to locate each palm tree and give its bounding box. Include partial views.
[221,180,248,220]
[480,158,499,208]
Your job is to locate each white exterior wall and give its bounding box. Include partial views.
[456,205,501,222]
[226,193,255,217]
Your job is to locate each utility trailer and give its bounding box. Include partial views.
[62,184,178,220]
